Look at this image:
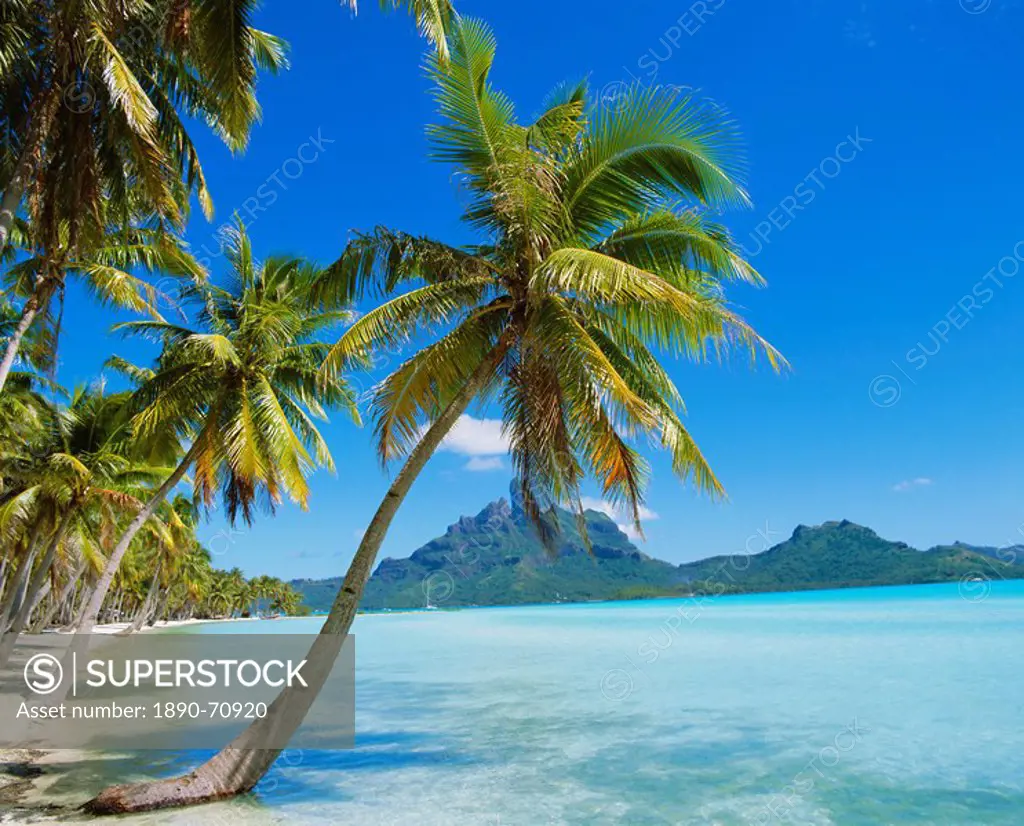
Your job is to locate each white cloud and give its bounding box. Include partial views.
[438,416,510,457]
[892,477,933,493]
[464,456,504,472]
[619,523,642,541]
[580,497,659,540]
[580,496,616,519]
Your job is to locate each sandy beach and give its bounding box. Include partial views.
[86,617,254,635]
[0,615,268,819]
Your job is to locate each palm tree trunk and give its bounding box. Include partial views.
[85,339,509,815]
[124,561,163,634]
[0,524,42,634]
[0,86,57,254]
[154,589,171,624]
[30,559,86,633]
[108,591,125,625]
[64,581,95,631]
[72,441,199,635]
[0,296,39,394]
[0,511,73,669]
[0,555,30,633]
[0,279,56,395]
[0,523,42,632]
[23,579,51,624]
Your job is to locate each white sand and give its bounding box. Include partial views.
[40,616,258,635]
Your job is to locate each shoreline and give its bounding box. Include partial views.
[32,615,296,636]
[0,615,285,820]
[86,616,253,635]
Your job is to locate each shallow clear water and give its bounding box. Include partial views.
[30,582,1024,824]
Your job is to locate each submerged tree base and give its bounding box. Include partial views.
[83,770,247,814]
[82,745,282,815]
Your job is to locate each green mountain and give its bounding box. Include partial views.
[673,520,1024,596]
[295,488,685,611]
[292,489,1024,611]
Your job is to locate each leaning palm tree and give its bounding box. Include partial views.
[120,496,195,633]
[87,16,784,814]
[0,294,56,379]
[0,0,455,249]
[0,0,289,392]
[71,221,358,639]
[0,0,290,251]
[0,1,456,394]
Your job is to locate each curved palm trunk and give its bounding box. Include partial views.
[0,524,42,634]
[0,293,42,394]
[124,561,163,634]
[85,340,508,815]
[73,442,199,635]
[64,581,95,631]
[0,279,56,395]
[0,512,73,669]
[30,559,86,633]
[0,86,57,255]
[0,523,42,632]
[19,579,51,633]
[0,89,59,394]
[0,147,31,256]
[157,588,172,620]
[0,553,32,633]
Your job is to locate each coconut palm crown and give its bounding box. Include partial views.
[114,219,358,524]
[320,16,785,543]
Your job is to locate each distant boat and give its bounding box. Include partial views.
[260,613,281,620]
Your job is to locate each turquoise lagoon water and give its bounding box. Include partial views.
[39,581,1024,824]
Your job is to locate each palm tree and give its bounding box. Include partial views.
[0,386,168,668]
[0,1,461,394]
[225,566,248,617]
[86,17,784,814]
[270,581,301,616]
[0,0,456,246]
[71,221,358,639]
[205,570,239,618]
[0,219,207,392]
[0,289,56,379]
[121,496,195,633]
[0,0,289,391]
[167,526,213,621]
[0,0,289,250]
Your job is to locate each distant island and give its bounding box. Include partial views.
[292,483,1024,611]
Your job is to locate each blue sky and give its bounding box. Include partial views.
[50,0,1024,577]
